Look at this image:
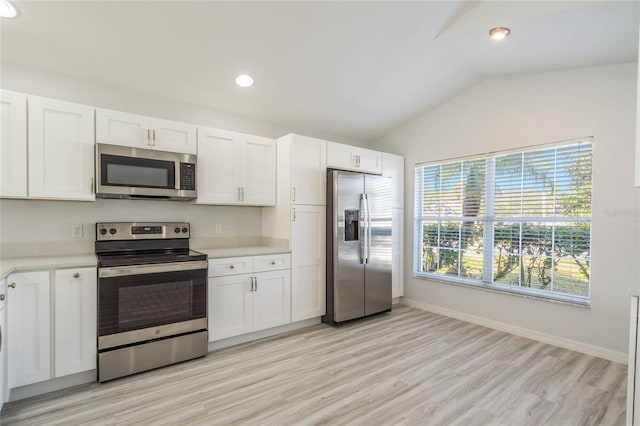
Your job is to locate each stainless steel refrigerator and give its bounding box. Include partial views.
[323,170,392,325]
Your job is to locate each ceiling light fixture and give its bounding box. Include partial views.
[235,74,254,87]
[0,0,18,18]
[489,27,511,41]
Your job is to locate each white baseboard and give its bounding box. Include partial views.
[8,370,97,402]
[401,297,627,365]
[208,317,322,351]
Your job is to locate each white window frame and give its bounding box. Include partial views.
[413,138,593,306]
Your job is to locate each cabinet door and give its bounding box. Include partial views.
[242,135,276,206]
[391,208,404,298]
[28,97,95,201]
[291,205,326,321]
[96,108,151,149]
[150,117,196,155]
[7,271,50,388]
[327,142,382,174]
[0,90,27,198]
[208,274,253,341]
[0,278,5,409]
[382,152,405,209]
[196,127,242,205]
[54,268,97,377]
[253,270,291,332]
[291,135,327,206]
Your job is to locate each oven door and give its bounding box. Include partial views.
[98,260,207,350]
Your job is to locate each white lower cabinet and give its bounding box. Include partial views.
[391,208,404,298]
[7,271,51,389]
[0,278,7,409]
[208,254,291,341]
[54,268,97,377]
[291,205,326,321]
[6,267,97,392]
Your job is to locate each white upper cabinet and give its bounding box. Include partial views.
[96,108,196,154]
[196,126,276,206]
[382,152,405,210]
[0,90,27,198]
[243,135,277,205]
[290,134,327,206]
[327,141,382,174]
[28,96,95,201]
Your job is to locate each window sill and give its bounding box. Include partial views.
[413,273,591,309]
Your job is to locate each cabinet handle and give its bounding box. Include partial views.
[8,282,16,289]
[271,261,276,265]
[0,294,5,301]
[292,208,296,221]
[229,265,235,269]
[292,187,296,202]
[90,177,95,194]
[152,129,156,146]
[73,273,80,279]
[147,129,151,145]
[237,187,242,201]
[254,277,258,292]
[241,187,245,201]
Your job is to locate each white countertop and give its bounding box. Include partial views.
[0,246,289,279]
[196,246,290,258]
[0,254,98,280]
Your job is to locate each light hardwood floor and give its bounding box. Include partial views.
[1,305,627,425]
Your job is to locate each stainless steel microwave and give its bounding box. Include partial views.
[96,144,197,200]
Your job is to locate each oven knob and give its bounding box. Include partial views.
[99,228,107,235]
[109,228,117,235]
[182,227,188,233]
[174,227,180,234]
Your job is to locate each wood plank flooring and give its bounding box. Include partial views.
[1,305,627,425]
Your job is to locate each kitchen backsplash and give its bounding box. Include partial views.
[0,198,274,257]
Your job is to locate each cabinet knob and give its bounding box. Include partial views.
[0,294,5,301]
[271,261,276,265]
[73,273,80,279]
[230,265,235,269]
[8,282,16,289]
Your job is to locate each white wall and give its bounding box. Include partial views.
[0,199,263,257]
[373,62,639,356]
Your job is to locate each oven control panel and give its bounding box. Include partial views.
[96,222,190,241]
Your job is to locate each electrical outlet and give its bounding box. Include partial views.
[71,224,83,238]
[215,224,223,234]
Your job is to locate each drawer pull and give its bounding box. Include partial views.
[73,273,80,279]
[8,282,16,289]
[229,265,235,269]
[271,261,276,265]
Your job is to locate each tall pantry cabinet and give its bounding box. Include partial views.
[382,152,405,298]
[263,134,327,322]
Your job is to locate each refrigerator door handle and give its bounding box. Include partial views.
[359,194,366,264]
[365,194,371,264]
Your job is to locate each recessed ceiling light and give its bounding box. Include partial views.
[489,27,511,41]
[0,0,18,18]
[235,74,254,87]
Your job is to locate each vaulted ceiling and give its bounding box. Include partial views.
[1,1,638,142]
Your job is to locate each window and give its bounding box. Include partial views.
[414,140,592,303]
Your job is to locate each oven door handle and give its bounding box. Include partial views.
[99,260,208,278]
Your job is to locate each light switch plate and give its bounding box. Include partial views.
[215,224,223,234]
[71,224,83,238]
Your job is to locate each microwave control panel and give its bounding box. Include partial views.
[180,163,196,190]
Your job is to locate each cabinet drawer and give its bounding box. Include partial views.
[208,256,253,277]
[253,253,291,272]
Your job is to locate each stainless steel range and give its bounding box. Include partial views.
[95,222,208,382]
